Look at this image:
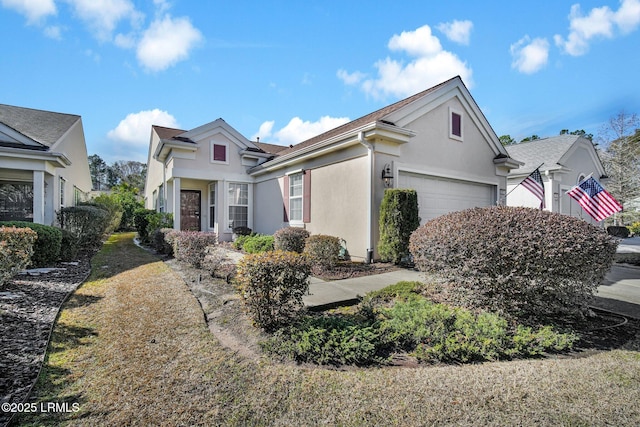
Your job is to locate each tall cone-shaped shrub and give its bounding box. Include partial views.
[378,189,420,264]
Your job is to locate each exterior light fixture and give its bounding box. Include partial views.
[382,164,393,188]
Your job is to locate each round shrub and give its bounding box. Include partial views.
[304,234,341,268]
[242,234,274,254]
[409,206,618,320]
[274,227,310,253]
[235,250,311,331]
[0,221,62,267]
[172,231,218,268]
[607,225,630,238]
[57,206,110,249]
[0,226,37,284]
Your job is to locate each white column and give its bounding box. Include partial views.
[33,171,45,224]
[173,177,181,230]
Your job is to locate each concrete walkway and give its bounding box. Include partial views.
[303,238,640,318]
[303,269,423,310]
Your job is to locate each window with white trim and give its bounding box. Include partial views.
[158,184,165,212]
[449,107,463,141]
[210,141,228,163]
[289,172,303,223]
[228,182,248,230]
[208,182,216,229]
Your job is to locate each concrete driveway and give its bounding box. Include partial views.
[594,237,640,319]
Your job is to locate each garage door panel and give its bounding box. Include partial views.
[399,172,495,223]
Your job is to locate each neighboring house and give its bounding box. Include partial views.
[144,76,520,261]
[505,135,606,224]
[0,104,93,225]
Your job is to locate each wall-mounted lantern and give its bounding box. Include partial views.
[382,164,393,188]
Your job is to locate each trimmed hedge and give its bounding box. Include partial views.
[274,227,310,253]
[409,206,618,320]
[171,231,218,268]
[242,234,274,254]
[378,189,420,264]
[236,250,311,331]
[0,221,62,267]
[304,234,341,268]
[0,226,37,285]
[57,205,110,249]
[59,229,80,262]
[607,225,630,238]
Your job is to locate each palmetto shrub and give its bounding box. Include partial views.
[409,206,618,321]
[274,227,310,253]
[236,250,311,331]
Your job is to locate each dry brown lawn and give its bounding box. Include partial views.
[16,233,640,426]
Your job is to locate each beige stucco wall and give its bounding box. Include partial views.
[144,130,164,208]
[52,119,93,197]
[396,97,504,186]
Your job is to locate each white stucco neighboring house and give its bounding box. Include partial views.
[144,76,521,261]
[505,135,606,224]
[0,104,93,225]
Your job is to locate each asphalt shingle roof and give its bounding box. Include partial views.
[0,104,80,148]
[505,135,580,175]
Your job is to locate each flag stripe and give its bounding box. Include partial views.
[520,168,545,209]
[567,177,622,221]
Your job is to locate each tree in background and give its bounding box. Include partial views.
[499,135,516,146]
[87,155,147,193]
[88,154,108,190]
[560,129,594,141]
[520,134,541,143]
[598,111,640,224]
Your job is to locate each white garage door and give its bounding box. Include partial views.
[398,171,496,223]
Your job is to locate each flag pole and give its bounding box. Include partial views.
[504,163,545,199]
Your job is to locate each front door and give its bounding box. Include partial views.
[180,190,201,231]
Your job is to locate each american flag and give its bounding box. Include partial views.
[567,176,622,222]
[521,168,545,209]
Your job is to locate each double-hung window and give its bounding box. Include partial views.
[228,182,248,230]
[289,172,303,223]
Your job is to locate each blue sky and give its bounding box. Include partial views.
[2,0,639,164]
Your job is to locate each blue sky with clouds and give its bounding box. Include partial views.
[1,0,639,164]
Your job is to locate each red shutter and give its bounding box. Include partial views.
[303,169,311,223]
[283,175,289,222]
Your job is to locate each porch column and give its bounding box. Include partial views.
[173,177,181,230]
[33,171,45,224]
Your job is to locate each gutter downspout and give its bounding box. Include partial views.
[358,132,374,263]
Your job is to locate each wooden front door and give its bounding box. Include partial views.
[180,190,201,231]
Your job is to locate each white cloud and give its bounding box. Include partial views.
[615,0,640,33]
[555,0,640,56]
[337,69,367,85]
[510,36,549,74]
[388,24,442,56]
[43,25,62,39]
[255,116,350,146]
[1,0,56,23]
[66,0,142,41]
[251,121,275,141]
[339,24,473,99]
[436,20,473,45]
[136,14,203,72]
[107,109,179,147]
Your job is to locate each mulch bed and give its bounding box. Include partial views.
[0,252,93,426]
